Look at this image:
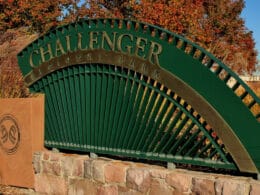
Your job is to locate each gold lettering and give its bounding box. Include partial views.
[77,33,87,50]
[65,35,72,51]
[86,53,92,62]
[40,44,54,63]
[33,67,42,78]
[134,37,147,59]
[101,31,117,51]
[152,70,160,80]
[29,49,40,68]
[76,53,82,63]
[55,39,65,56]
[129,58,135,69]
[147,41,163,66]
[118,55,125,65]
[48,63,54,71]
[117,34,133,54]
[56,59,61,67]
[89,31,99,49]
[65,57,70,65]
[141,63,147,73]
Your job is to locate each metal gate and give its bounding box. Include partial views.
[18,19,260,173]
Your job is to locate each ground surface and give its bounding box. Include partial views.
[0,185,36,195]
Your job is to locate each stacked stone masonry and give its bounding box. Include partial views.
[33,151,260,195]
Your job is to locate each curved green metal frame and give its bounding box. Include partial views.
[17,18,260,173]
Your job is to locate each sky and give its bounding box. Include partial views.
[241,1,260,61]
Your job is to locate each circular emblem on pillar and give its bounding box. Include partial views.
[0,114,20,154]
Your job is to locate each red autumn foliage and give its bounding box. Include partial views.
[0,0,72,33]
[80,0,257,75]
[0,28,38,97]
[0,0,258,98]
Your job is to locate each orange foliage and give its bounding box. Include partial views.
[78,0,257,75]
[0,0,256,73]
[0,0,258,98]
[0,28,37,97]
[0,0,72,33]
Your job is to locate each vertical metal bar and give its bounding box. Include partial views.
[156,110,183,153]
[185,134,207,157]
[180,41,187,51]
[206,59,214,68]
[62,69,76,144]
[123,73,146,149]
[47,76,66,144]
[42,77,61,144]
[107,66,121,148]
[143,91,170,151]
[133,80,158,149]
[161,115,189,153]
[90,64,96,148]
[137,82,163,150]
[98,64,108,147]
[240,91,248,100]
[202,129,229,162]
[150,102,177,152]
[168,120,196,154]
[140,87,167,151]
[195,142,212,158]
[118,71,139,148]
[68,67,78,146]
[231,82,240,91]
[110,67,127,148]
[248,100,256,109]
[57,71,71,144]
[52,73,69,143]
[223,73,231,83]
[103,65,115,147]
[74,66,83,145]
[197,52,205,62]
[176,126,200,155]
[79,65,86,146]
[208,148,218,159]
[85,64,91,145]
[172,37,179,46]
[188,46,196,57]
[127,77,152,150]
[114,68,133,148]
[95,65,102,147]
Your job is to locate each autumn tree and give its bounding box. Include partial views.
[0,0,73,33]
[0,0,255,74]
[0,0,76,97]
[200,0,257,74]
[76,0,257,74]
[0,0,258,98]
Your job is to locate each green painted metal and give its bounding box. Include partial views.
[17,18,260,173]
[31,64,236,170]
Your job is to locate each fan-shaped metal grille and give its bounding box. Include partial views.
[31,63,236,169]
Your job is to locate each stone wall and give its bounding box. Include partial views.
[33,151,260,195]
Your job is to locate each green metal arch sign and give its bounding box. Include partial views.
[18,18,260,173]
